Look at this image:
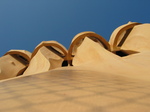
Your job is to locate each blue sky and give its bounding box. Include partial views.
[0,0,150,56]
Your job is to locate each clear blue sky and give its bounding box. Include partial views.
[0,0,150,56]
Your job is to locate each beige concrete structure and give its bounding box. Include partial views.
[0,50,31,80]
[23,41,68,75]
[67,31,110,65]
[109,22,141,52]
[0,22,150,112]
[109,22,150,55]
[0,68,150,112]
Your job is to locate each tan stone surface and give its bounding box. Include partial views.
[119,23,150,52]
[67,31,110,65]
[0,68,150,112]
[109,22,141,51]
[0,50,31,80]
[23,41,68,75]
[67,34,150,81]
[4,50,31,62]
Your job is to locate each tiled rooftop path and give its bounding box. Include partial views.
[0,68,150,112]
